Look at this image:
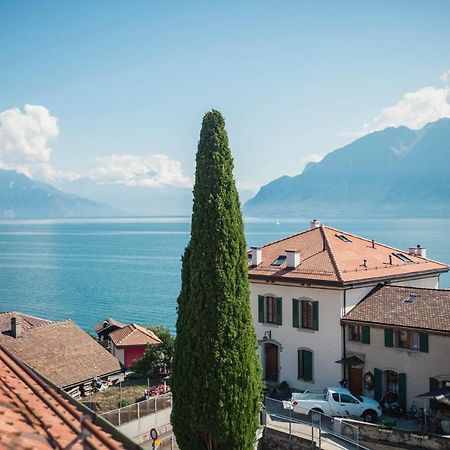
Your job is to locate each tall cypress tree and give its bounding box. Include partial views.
[171,110,261,450]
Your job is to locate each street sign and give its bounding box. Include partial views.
[150,428,158,440]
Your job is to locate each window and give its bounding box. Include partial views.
[393,253,413,264]
[340,393,359,404]
[292,299,319,331]
[403,295,419,304]
[335,234,352,243]
[271,255,286,266]
[302,300,313,329]
[349,325,361,341]
[349,324,370,344]
[298,349,313,381]
[395,330,419,351]
[258,295,282,325]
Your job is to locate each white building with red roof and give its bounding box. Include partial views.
[249,220,448,393]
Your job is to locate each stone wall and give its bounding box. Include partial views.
[259,427,317,450]
[342,419,450,450]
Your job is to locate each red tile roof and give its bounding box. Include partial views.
[109,324,162,347]
[0,345,131,449]
[248,225,448,285]
[342,284,450,333]
[0,313,123,388]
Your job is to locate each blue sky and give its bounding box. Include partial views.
[1,0,450,196]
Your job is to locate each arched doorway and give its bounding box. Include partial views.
[264,343,279,383]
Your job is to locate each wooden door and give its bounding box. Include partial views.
[349,366,363,396]
[265,343,278,382]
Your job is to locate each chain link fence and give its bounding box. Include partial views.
[100,392,172,426]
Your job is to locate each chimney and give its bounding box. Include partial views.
[409,244,427,258]
[286,250,300,268]
[11,316,22,338]
[251,247,262,266]
[310,219,321,229]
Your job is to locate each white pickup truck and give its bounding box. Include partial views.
[291,387,382,422]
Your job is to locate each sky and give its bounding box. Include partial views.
[1,0,450,198]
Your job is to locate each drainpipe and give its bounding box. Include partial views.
[342,289,347,381]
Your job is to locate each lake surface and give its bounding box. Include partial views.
[0,217,449,334]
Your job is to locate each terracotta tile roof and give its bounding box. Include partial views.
[109,324,162,347]
[0,313,123,388]
[0,344,131,449]
[0,311,50,334]
[248,225,448,285]
[94,318,126,333]
[342,284,450,333]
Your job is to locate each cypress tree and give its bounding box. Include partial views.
[171,110,261,450]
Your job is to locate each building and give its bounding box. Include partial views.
[248,221,448,392]
[94,317,127,345]
[0,343,138,449]
[0,312,124,398]
[109,323,162,369]
[342,284,450,411]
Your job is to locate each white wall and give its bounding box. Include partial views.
[250,282,344,391]
[346,326,450,407]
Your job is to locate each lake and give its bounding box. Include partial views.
[0,217,449,334]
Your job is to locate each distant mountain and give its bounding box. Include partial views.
[244,118,450,217]
[0,169,122,219]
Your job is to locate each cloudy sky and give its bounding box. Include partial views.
[1,0,450,196]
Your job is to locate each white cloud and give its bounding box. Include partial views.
[345,86,450,138]
[440,69,450,83]
[0,104,78,181]
[90,154,192,188]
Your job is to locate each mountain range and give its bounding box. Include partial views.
[0,170,122,219]
[244,118,450,217]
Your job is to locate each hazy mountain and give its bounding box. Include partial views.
[244,118,450,218]
[0,170,122,219]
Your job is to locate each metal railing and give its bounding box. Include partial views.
[264,396,369,449]
[100,393,172,427]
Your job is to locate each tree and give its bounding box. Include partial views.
[131,325,174,378]
[171,110,261,450]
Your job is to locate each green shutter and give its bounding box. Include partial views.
[374,368,382,401]
[362,326,371,344]
[292,299,299,328]
[384,328,393,347]
[419,333,429,353]
[430,377,440,409]
[312,301,319,331]
[276,297,282,325]
[297,349,301,379]
[303,350,313,381]
[398,373,407,410]
[258,296,264,323]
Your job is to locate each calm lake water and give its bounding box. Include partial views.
[0,217,449,334]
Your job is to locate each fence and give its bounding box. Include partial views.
[101,393,172,427]
[264,397,369,449]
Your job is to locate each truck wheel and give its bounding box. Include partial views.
[362,410,377,423]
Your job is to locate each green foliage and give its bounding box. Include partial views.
[171,110,261,450]
[131,325,174,378]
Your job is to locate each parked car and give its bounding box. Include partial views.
[291,387,382,422]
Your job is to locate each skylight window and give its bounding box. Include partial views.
[271,255,287,266]
[393,253,413,264]
[403,295,419,304]
[336,234,352,243]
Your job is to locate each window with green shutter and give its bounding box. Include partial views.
[419,333,429,353]
[292,299,300,328]
[398,373,407,410]
[385,328,394,347]
[361,325,370,344]
[312,301,319,331]
[298,349,313,381]
[258,295,264,323]
[276,297,282,325]
[374,368,382,401]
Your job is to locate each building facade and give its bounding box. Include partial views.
[342,285,450,411]
[248,221,448,392]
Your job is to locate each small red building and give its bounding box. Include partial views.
[109,324,162,369]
